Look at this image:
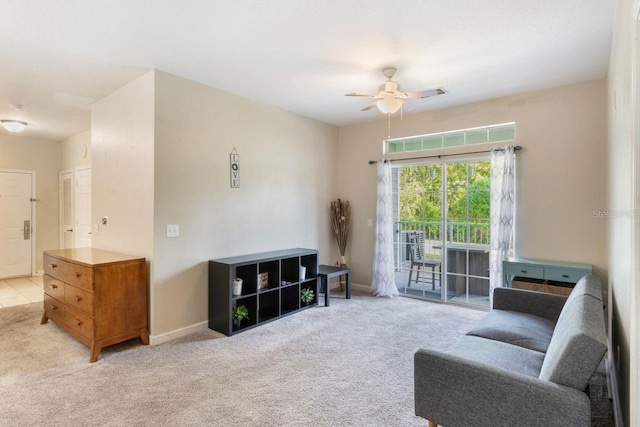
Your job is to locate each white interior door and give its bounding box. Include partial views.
[0,171,32,278]
[59,170,74,249]
[75,168,91,248]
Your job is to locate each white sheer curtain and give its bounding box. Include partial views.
[371,160,399,297]
[489,145,516,295]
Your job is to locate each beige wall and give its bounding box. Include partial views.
[90,71,155,269]
[607,0,639,424]
[90,69,339,340]
[152,71,338,338]
[0,134,60,272]
[338,79,607,292]
[61,129,91,171]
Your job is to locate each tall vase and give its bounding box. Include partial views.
[340,255,347,291]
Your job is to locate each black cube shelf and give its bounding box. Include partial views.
[208,248,319,336]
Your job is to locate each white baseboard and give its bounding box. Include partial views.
[151,282,370,345]
[350,282,370,293]
[606,342,624,427]
[329,282,369,293]
[150,320,209,345]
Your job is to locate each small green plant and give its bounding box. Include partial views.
[301,288,315,304]
[233,304,250,327]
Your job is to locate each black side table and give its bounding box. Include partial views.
[318,265,351,307]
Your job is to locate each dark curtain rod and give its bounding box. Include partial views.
[368,145,522,164]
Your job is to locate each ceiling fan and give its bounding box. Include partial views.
[345,68,446,115]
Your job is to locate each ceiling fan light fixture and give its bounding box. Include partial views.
[1,120,28,133]
[376,98,403,115]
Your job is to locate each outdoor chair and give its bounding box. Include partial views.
[407,232,441,290]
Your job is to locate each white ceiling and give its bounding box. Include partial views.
[0,0,615,141]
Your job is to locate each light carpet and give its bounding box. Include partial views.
[0,292,612,426]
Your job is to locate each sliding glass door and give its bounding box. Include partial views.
[392,159,491,307]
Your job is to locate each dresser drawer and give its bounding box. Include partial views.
[44,255,93,291]
[504,264,544,279]
[43,294,65,322]
[544,268,586,284]
[65,307,94,339]
[64,284,94,316]
[43,275,65,301]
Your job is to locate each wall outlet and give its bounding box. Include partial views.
[166,224,180,238]
[367,219,373,227]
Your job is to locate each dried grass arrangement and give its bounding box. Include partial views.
[330,199,351,264]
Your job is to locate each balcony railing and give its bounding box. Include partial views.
[393,218,490,269]
[394,218,492,307]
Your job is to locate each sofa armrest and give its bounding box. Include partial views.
[414,348,590,427]
[492,287,567,321]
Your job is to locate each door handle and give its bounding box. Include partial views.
[66,228,73,232]
[23,220,30,240]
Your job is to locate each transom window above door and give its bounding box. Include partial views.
[385,123,516,155]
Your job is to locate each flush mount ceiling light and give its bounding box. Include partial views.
[1,120,28,133]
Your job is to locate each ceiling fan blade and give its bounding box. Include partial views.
[405,88,447,99]
[361,102,378,111]
[345,92,377,98]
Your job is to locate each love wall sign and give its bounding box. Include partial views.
[230,148,240,188]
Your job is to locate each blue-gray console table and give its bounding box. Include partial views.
[503,257,592,288]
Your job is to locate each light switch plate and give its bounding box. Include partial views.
[166,224,179,238]
[93,224,100,235]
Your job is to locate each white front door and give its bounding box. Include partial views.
[0,171,32,278]
[75,168,91,248]
[60,170,74,249]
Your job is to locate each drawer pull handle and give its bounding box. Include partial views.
[51,305,57,310]
[562,274,569,278]
[520,270,527,273]
[51,284,58,289]
[75,296,82,302]
[49,263,57,269]
[76,273,82,278]
[76,320,83,326]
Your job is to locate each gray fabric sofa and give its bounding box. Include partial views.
[414,274,607,427]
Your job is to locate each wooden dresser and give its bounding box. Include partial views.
[41,248,148,362]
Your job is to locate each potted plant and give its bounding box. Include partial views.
[233,304,249,328]
[301,288,315,306]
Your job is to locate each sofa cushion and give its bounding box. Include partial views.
[553,274,602,327]
[449,335,545,378]
[539,294,607,391]
[466,310,556,353]
[561,274,602,308]
[492,287,568,322]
